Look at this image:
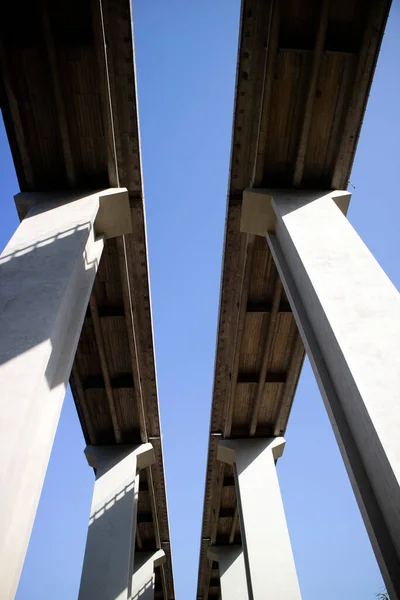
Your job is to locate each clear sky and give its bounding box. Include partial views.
[0,1,398,599]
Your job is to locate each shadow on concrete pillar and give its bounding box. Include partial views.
[208,545,249,600]
[0,188,130,600]
[78,443,156,600]
[131,549,166,600]
[241,188,400,600]
[218,437,302,600]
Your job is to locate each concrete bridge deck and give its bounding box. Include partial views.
[0,0,397,598]
[196,0,391,598]
[0,0,174,597]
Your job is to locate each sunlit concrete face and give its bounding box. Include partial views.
[78,444,156,600]
[208,546,249,600]
[218,437,302,600]
[0,189,129,600]
[242,188,400,600]
[132,549,166,600]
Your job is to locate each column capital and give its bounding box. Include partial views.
[207,545,249,600]
[84,443,155,472]
[132,549,166,600]
[207,545,243,563]
[240,188,351,237]
[217,436,285,466]
[14,187,132,240]
[134,549,166,570]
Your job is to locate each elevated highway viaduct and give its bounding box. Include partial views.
[196,1,400,599]
[1,1,400,599]
[0,0,174,598]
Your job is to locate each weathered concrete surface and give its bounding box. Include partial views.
[0,189,129,600]
[208,546,249,600]
[218,438,302,600]
[261,189,400,600]
[132,549,166,600]
[78,444,155,600]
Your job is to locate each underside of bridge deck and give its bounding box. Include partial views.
[0,0,174,597]
[197,0,391,598]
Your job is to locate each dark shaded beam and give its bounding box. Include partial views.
[210,463,225,545]
[274,333,305,436]
[229,504,239,544]
[215,534,241,546]
[278,4,361,53]
[41,5,76,186]
[331,0,392,189]
[219,507,236,519]
[210,567,220,577]
[135,525,143,550]
[237,372,286,384]
[136,538,158,552]
[70,364,97,444]
[116,236,147,443]
[228,192,243,206]
[293,0,330,186]
[89,296,121,442]
[278,47,356,56]
[85,305,125,319]
[154,576,163,592]
[246,299,291,313]
[139,479,149,492]
[223,476,235,487]
[250,279,283,436]
[83,372,134,389]
[224,236,255,437]
[90,0,119,186]
[252,0,279,186]
[230,424,274,438]
[137,512,153,524]
[98,305,125,318]
[0,53,34,190]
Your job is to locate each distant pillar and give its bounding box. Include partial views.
[78,443,156,600]
[241,188,400,599]
[218,438,302,599]
[0,188,131,600]
[207,546,249,600]
[132,549,166,600]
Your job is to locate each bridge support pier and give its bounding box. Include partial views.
[242,188,400,600]
[218,437,302,599]
[0,188,130,600]
[78,443,156,600]
[207,546,249,600]
[132,550,166,600]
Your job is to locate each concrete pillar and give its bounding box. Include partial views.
[78,443,156,600]
[241,188,400,599]
[0,188,130,600]
[132,549,166,600]
[207,546,249,600]
[218,437,302,599]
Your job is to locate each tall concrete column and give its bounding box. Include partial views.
[0,188,130,600]
[132,549,166,600]
[208,546,249,600]
[241,188,400,599]
[78,443,156,600]
[218,437,301,600]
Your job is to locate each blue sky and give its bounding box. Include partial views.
[0,1,399,598]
